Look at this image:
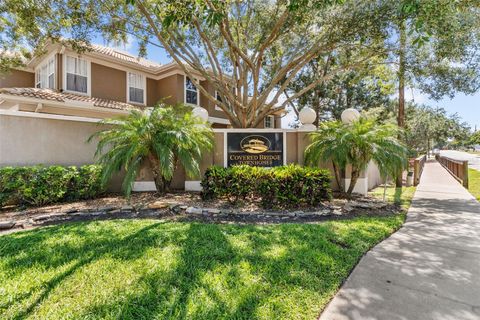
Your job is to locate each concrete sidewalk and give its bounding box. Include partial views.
[319,161,480,320]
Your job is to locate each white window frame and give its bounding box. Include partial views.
[184,75,199,106]
[264,115,275,128]
[126,72,147,105]
[35,53,56,90]
[63,54,91,96]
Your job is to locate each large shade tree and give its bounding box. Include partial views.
[2,0,408,127]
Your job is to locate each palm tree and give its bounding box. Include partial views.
[305,117,407,196]
[89,104,214,197]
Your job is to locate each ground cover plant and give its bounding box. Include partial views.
[468,168,480,200]
[0,165,104,208]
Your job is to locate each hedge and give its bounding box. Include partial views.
[0,165,105,208]
[201,164,332,208]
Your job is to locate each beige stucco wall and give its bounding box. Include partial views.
[151,74,184,106]
[0,114,123,190]
[91,63,127,102]
[0,114,369,192]
[0,69,35,88]
[0,115,100,166]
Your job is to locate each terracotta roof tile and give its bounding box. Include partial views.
[0,88,138,111]
[89,44,163,70]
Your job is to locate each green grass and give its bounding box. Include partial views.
[369,185,417,210]
[0,215,406,320]
[468,168,480,200]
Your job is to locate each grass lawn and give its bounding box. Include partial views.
[468,168,480,200]
[0,188,415,320]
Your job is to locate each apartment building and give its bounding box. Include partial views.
[0,42,281,128]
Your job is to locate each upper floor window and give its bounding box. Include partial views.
[127,72,145,104]
[264,115,275,128]
[215,91,223,111]
[185,77,198,105]
[65,55,89,94]
[35,56,55,89]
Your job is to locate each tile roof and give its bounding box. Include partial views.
[0,88,138,111]
[89,44,163,70]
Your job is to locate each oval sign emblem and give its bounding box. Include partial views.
[240,135,271,154]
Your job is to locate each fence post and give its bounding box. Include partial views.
[463,160,469,189]
[414,159,420,186]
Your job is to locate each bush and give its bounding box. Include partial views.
[201,164,332,208]
[0,165,105,208]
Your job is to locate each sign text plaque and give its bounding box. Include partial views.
[226,132,284,167]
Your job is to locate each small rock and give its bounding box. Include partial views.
[168,203,181,210]
[205,208,220,214]
[64,208,79,214]
[89,211,106,216]
[0,221,15,230]
[33,214,52,221]
[186,207,203,214]
[179,205,188,210]
[333,209,343,215]
[121,205,134,211]
[148,201,169,209]
[98,206,116,212]
[169,204,183,213]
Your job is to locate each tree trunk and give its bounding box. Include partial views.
[396,18,407,188]
[332,161,344,194]
[347,166,360,196]
[148,153,166,194]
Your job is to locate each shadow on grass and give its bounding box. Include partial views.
[0,218,402,319]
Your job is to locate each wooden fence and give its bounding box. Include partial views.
[435,154,469,188]
[413,155,427,186]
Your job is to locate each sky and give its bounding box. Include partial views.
[102,36,480,131]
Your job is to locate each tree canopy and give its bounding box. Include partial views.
[1,0,479,129]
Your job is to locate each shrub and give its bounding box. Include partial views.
[201,164,331,208]
[0,165,105,208]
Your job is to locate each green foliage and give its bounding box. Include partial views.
[201,164,331,208]
[305,117,408,195]
[468,131,480,146]
[90,103,213,197]
[0,165,104,208]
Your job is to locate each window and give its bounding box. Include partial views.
[264,115,275,128]
[215,91,223,111]
[185,77,198,105]
[35,56,56,89]
[127,72,145,104]
[65,56,89,94]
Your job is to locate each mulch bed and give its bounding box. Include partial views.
[0,191,402,234]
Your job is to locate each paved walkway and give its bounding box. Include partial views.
[320,161,480,320]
